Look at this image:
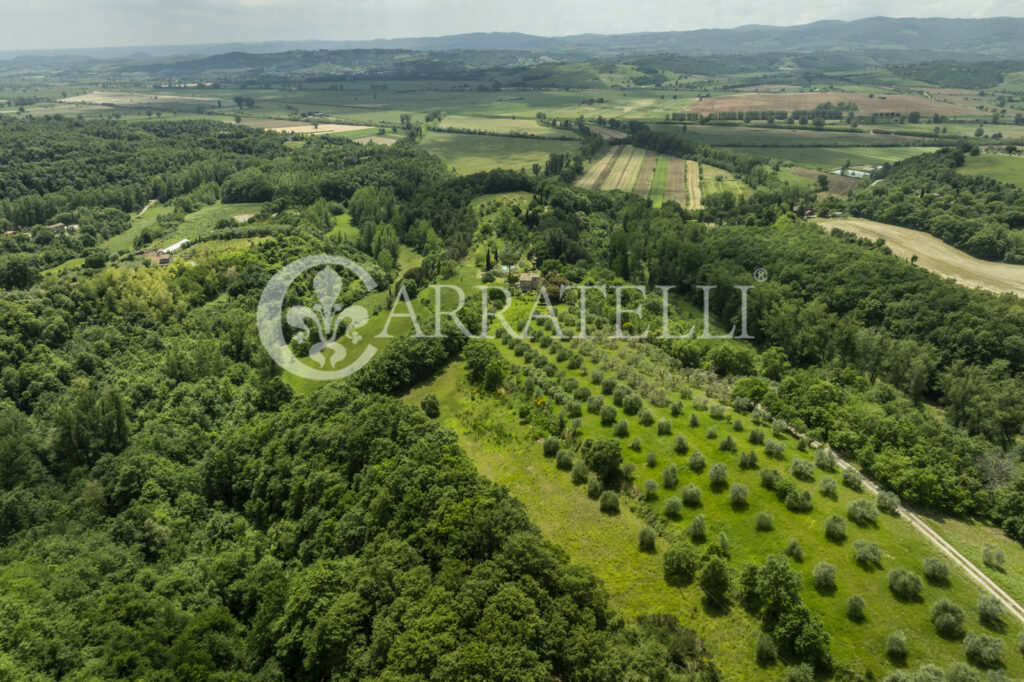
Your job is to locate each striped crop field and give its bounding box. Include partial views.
[574,145,623,190]
[632,150,658,196]
[664,157,687,205]
[608,145,646,191]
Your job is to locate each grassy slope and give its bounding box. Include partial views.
[958,153,1024,187]
[733,146,939,170]
[700,163,752,198]
[404,317,1024,677]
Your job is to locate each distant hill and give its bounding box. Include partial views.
[3,16,1024,61]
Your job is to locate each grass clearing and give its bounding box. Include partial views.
[700,163,751,199]
[821,217,1024,297]
[734,146,939,170]
[958,153,1024,187]
[420,131,578,174]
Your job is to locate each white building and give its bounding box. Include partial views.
[159,239,190,254]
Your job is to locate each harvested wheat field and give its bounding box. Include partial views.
[260,123,374,135]
[574,145,623,190]
[821,218,1024,297]
[632,150,658,196]
[686,92,979,116]
[664,157,687,205]
[61,91,220,106]
[610,146,646,191]
[685,161,701,209]
[353,136,398,146]
[589,124,628,140]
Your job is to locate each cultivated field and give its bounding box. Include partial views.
[685,160,701,208]
[686,92,981,116]
[821,217,1024,297]
[664,157,687,205]
[61,90,221,106]
[420,131,579,174]
[649,155,668,206]
[789,167,861,196]
[609,145,647,191]
[650,123,928,148]
[434,114,576,138]
[632,150,658,196]
[255,122,374,135]
[575,145,624,190]
[736,146,939,170]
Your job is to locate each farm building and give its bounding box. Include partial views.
[516,273,542,291]
[831,169,871,179]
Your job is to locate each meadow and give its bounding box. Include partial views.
[419,130,578,173]
[735,146,940,170]
[957,153,1024,187]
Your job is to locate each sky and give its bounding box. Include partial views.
[2,0,1024,51]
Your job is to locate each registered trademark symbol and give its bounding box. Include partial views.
[754,268,769,282]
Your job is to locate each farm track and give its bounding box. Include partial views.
[685,161,701,209]
[137,199,157,218]
[575,145,623,190]
[632,151,657,196]
[664,157,687,204]
[782,416,1024,626]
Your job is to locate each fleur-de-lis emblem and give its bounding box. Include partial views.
[285,267,369,369]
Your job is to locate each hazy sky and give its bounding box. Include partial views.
[3,0,1024,50]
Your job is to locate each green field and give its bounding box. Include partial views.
[958,153,1024,187]
[733,146,940,170]
[420,130,578,174]
[649,155,669,206]
[700,163,753,198]
[651,122,927,147]
[432,114,575,138]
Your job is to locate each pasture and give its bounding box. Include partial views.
[821,217,1024,297]
[699,163,748,199]
[419,130,578,174]
[650,122,926,147]
[735,146,939,170]
[957,153,1024,187]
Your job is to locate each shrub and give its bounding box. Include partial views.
[670,401,683,417]
[643,479,658,500]
[587,396,604,414]
[654,418,670,436]
[662,465,678,490]
[853,539,882,566]
[622,461,636,480]
[877,490,900,514]
[885,631,907,662]
[673,435,689,455]
[813,562,836,593]
[567,355,583,370]
[663,541,699,585]
[693,396,708,411]
[556,449,574,471]
[1018,631,1024,656]
[698,555,730,601]
[755,632,777,665]
[729,483,748,509]
[825,515,847,542]
[601,376,617,395]
[889,569,924,602]
[748,428,765,445]
[688,451,705,473]
[600,405,617,426]
[709,462,728,489]
[612,418,629,437]
[573,386,591,402]
[639,526,657,553]
[709,404,725,420]
[764,439,785,458]
[645,451,658,468]
[785,540,803,562]
[755,512,774,532]
[420,393,440,418]
[760,468,780,490]
[564,401,582,418]
[964,631,1004,668]
[599,491,620,514]
[543,437,562,458]
[622,394,642,415]
[612,384,628,407]
[819,476,837,498]
[790,457,814,481]
[847,595,866,622]
[732,418,744,432]
[664,496,682,519]
[688,413,699,428]
[944,664,980,682]
[842,467,862,491]
[705,426,717,440]
[923,557,950,584]
[785,490,813,513]
[717,532,731,557]
[689,514,706,542]
[738,450,759,470]
[848,499,878,526]
[783,664,814,682]
[682,484,702,508]
[978,594,1004,628]
[570,459,589,484]
[771,418,788,435]
[719,435,737,452]
[982,546,1005,570]
[814,447,836,471]
[797,436,810,451]
[639,408,655,426]
[587,474,602,499]
[629,436,642,451]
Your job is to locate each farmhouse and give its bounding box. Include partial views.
[516,272,542,291]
